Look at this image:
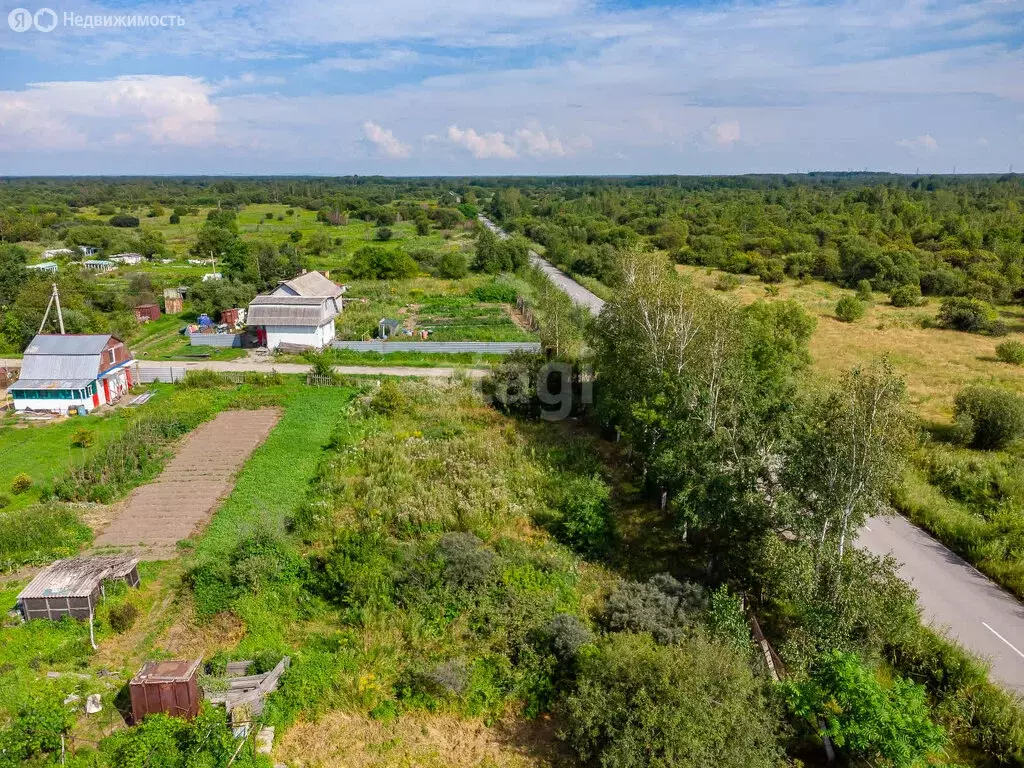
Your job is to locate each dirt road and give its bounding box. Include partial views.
[92,409,281,559]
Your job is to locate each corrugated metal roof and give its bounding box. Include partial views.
[247,295,338,327]
[25,335,113,355]
[18,556,138,600]
[272,271,345,299]
[8,377,94,391]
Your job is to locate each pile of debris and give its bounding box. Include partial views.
[204,657,290,736]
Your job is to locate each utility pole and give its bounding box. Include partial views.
[38,282,66,335]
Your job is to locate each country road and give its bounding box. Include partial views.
[481,213,1024,693]
[0,358,488,380]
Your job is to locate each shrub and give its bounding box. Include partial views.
[423,658,469,695]
[482,352,545,418]
[10,473,32,495]
[348,246,418,280]
[562,633,782,768]
[0,494,9,510]
[375,227,393,241]
[71,428,95,449]
[437,532,495,589]
[0,504,92,570]
[783,651,945,768]
[306,351,336,379]
[835,296,865,323]
[953,386,1024,450]
[108,602,139,633]
[542,613,594,662]
[855,279,873,302]
[169,213,181,225]
[939,296,998,333]
[109,213,140,228]
[471,277,519,303]
[996,340,1024,365]
[547,474,612,556]
[602,573,705,644]
[370,380,405,415]
[714,273,740,291]
[890,284,922,308]
[0,696,73,763]
[437,252,469,279]
[756,259,785,284]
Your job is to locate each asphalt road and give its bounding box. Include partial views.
[860,515,1024,691]
[480,212,1024,693]
[478,215,606,315]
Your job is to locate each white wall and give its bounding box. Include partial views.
[265,323,334,351]
[13,395,95,414]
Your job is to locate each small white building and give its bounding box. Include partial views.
[83,260,116,271]
[8,334,135,414]
[27,261,59,274]
[78,246,98,257]
[247,295,339,350]
[43,248,74,259]
[109,253,145,265]
[201,272,223,282]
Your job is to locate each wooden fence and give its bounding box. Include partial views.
[305,374,345,387]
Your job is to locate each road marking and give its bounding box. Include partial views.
[983,622,1024,660]
[864,525,872,532]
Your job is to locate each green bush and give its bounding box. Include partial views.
[437,252,469,279]
[562,632,782,768]
[714,273,740,291]
[939,296,999,334]
[437,532,495,589]
[542,613,594,662]
[890,284,922,307]
[602,573,706,644]
[71,427,95,448]
[10,473,32,494]
[855,279,874,302]
[370,380,406,415]
[784,650,945,768]
[547,473,613,556]
[0,695,73,764]
[375,226,393,241]
[756,258,785,284]
[996,340,1024,365]
[108,602,139,633]
[835,296,865,322]
[348,246,418,280]
[0,494,9,510]
[953,385,1024,450]
[471,277,519,303]
[0,504,92,571]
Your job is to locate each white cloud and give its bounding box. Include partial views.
[514,127,567,157]
[896,133,939,152]
[447,125,516,159]
[0,76,219,149]
[313,49,418,73]
[708,120,741,147]
[363,121,411,158]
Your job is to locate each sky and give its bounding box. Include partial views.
[0,0,1021,175]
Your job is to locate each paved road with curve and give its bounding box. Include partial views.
[481,212,1024,693]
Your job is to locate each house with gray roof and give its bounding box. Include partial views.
[246,294,340,350]
[8,334,135,414]
[270,270,346,301]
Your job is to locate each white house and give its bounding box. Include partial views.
[27,261,58,274]
[8,334,135,414]
[109,253,145,265]
[201,272,223,282]
[246,295,339,350]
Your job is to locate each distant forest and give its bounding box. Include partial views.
[2,173,1023,303]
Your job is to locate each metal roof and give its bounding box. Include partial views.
[132,659,202,683]
[18,556,139,600]
[8,377,94,391]
[247,295,338,327]
[25,335,113,355]
[272,271,345,299]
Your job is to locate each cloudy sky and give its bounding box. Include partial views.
[0,0,1021,175]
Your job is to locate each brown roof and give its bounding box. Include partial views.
[272,271,345,299]
[18,556,138,600]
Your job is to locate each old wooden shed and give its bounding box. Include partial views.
[17,556,140,621]
[129,659,203,722]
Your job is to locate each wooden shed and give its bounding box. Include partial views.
[17,556,140,621]
[130,659,203,722]
[163,288,183,315]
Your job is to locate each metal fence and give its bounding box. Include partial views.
[331,340,540,354]
[189,333,242,348]
[136,366,187,384]
[306,373,345,387]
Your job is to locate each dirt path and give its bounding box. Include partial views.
[92,409,281,559]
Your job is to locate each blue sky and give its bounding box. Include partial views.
[0,0,1021,174]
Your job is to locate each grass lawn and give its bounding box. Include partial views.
[676,265,1024,422]
[286,349,505,368]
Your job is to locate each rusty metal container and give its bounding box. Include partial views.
[220,308,241,325]
[134,304,161,322]
[129,659,202,722]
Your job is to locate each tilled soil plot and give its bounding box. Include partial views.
[92,408,281,559]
